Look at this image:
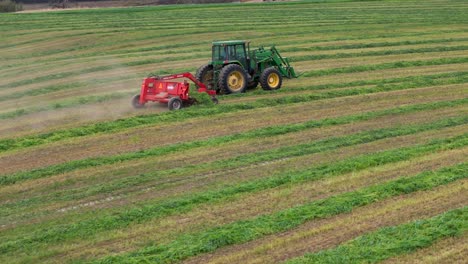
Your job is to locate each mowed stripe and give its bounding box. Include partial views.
[1,132,466,260]
[284,206,467,264]
[382,235,467,264]
[45,147,467,262]
[1,95,466,189]
[185,180,467,264]
[1,0,467,263]
[1,106,465,228]
[1,82,466,174]
[96,163,467,263]
[0,67,466,128]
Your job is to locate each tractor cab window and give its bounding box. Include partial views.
[235,44,246,60]
[225,44,246,61]
[213,45,227,61]
[227,45,236,60]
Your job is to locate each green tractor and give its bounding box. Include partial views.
[195,40,298,94]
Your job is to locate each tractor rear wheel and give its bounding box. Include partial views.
[168,97,183,110]
[195,64,214,90]
[131,94,145,109]
[260,67,282,90]
[218,64,247,94]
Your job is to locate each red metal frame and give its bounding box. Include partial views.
[139,72,216,105]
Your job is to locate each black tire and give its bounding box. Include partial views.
[260,67,282,90]
[195,64,214,90]
[168,97,183,110]
[247,80,259,89]
[218,64,247,94]
[131,94,145,109]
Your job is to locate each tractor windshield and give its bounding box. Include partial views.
[213,45,227,61]
[227,44,246,63]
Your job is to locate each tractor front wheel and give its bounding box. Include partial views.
[131,94,145,109]
[260,67,282,90]
[218,64,247,94]
[168,97,183,110]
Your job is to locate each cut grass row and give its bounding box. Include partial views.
[302,57,468,77]
[0,28,463,76]
[3,39,465,83]
[0,46,466,103]
[185,176,467,264]
[1,1,467,262]
[1,69,466,122]
[0,52,462,106]
[3,50,466,105]
[1,110,464,223]
[1,133,466,256]
[383,236,467,263]
[5,30,465,73]
[1,71,467,152]
[287,37,468,52]
[5,80,463,175]
[4,129,464,264]
[2,97,465,185]
[290,45,468,62]
[4,12,453,35]
[0,68,464,144]
[0,73,141,103]
[2,45,465,93]
[0,91,135,120]
[285,207,467,264]
[2,108,463,231]
[5,1,463,32]
[219,71,468,98]
[18,142,468,263]
[29,35,468,66]
[98,162,467,263]
[5,24,464,56]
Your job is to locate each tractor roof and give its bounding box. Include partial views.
[212,40,246,46]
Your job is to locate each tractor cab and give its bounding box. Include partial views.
[211,40,250,72]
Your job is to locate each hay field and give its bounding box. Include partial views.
[0,0,467,263]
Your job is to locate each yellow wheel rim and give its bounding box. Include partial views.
[268,72,280,88]
[227,71,245,91]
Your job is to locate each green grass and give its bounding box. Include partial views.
[1,70,466,121]
[1,73,467,152]
[302,57,468,77]
[286,207,467,264]
[98,162,467,263]
[2,98,465,185]
[2,112,465,220]
[1,0,467,262]
[1,134,466,256]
